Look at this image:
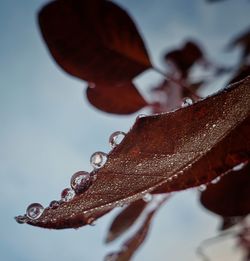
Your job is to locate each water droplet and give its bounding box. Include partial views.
[26,203,44,220]
[70,171,92,194]
[198,184,207,192]
[136,114,147,120]
[61,188,75,202]
[109,131,126,148]
[15,215,28,224]
[49,200,60,209]
[142,193,153,202]
[90,151,107,169]
[232,162,247,171]
[181,97,193,107]
[211,176,221,184]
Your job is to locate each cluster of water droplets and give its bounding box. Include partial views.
[15,130,128,224]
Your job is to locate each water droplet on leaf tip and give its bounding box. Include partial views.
[181,97,193,107]
[90,151,107,169]
[15,215,28,224]
[61,188,75,202]
[109,131,126,148]
[143,193,153,202]
[26,203,44,220]
[198,184,207,192]
[70,171,92,194]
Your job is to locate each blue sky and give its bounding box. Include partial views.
[0,0,249,260]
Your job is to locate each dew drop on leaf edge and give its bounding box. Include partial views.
[70,171,92,194]
[181,97,193,107]
[26,203,44,220]
[90,151,107,169]
[109,131,126,148]
[61,188,75,202]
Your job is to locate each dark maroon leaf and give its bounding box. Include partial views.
[20,77,250,229]
[105,196,168,261]
[105,199,147,243]
[164,41,203,78]
[38,0,151,83]
[200,164,250,217]
[86,82,148,114]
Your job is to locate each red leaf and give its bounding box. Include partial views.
[200,163,250,217]
[105,196,168,261]
[86,82,147,114]
[164,41,203,78]
[38,0,151,83]
[18,77,250,229]
[105,199,147,243]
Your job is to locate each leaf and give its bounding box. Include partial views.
[164,41,203,78]
[105,199,147,243]
[38,0,151,83]
[228,29,250,63]
[200,163,250,217]
[20,77,250,229]
[86,82,148,114]
[219,217,244,231]
[104,196,168,261]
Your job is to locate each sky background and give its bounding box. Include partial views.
[0,0,249,260]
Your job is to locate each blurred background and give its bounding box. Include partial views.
[0,0,249,260]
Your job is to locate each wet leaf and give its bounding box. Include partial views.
[200,163,250,217]
[105,196,168,261]
[21,77,250,229]
[38,0,151,83]
[105,199,147,243]
[86,82,147,114]
[164,41,203,78]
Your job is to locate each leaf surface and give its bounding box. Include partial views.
[23,77,250,229]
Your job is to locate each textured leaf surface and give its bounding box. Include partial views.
[25,77,250,229]
[39,0,151,83]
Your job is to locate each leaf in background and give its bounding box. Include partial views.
[228,29,250,63]
[105,199,147,243]
[200,163,250,217]
[20,77,250,229]
[86,82,148,114]
[164,41,203,78]
[104,196,168,261]
[38,0,151,83]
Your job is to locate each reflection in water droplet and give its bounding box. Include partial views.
[109,131,126,148]
[26,203,44,220]
[71,171,92,194]
[181,97,193,107]
[232,162,247,171]
[143,193,153,202]
[211,176,221,184]
[49,200,60,209]
[61,188,75,202]
[90,151,107,169]
[198,184,207,192]
[15,215,28,224]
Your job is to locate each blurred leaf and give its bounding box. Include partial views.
[229,64,250,84]
[164,41,203,78]
[105,199,147,243]
[200,164,250,217]
[228,29,250,63]
[86,82,147,114]
[24,77,250,229]
[220,216,244,231]
[104,196,168,261]
[38,0,151,83]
